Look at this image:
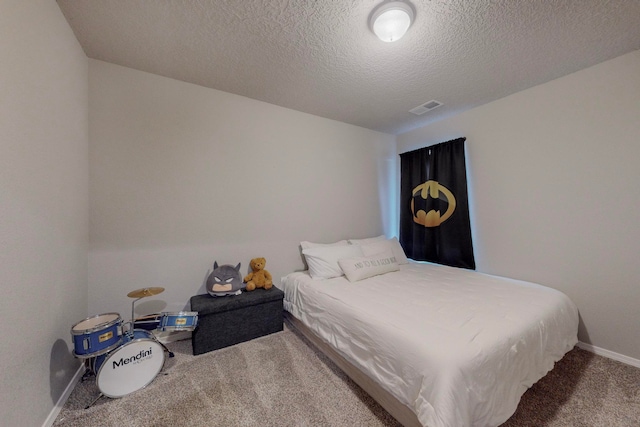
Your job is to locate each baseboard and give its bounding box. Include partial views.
[577,341,640,368]
[42,363,85,427]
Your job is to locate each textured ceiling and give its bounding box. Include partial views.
[56,0,640,135]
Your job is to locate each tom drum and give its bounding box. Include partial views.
[159,311,198,332]
[70,313,123,358]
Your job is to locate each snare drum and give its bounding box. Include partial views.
[159,311,198,332]
[93,329,165,398]
[71,313,123,358]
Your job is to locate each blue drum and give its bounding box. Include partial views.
[71,313,123,358]
[159,311,198,332]
[92,329,165,398]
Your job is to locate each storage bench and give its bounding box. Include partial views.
[190,287,284,355]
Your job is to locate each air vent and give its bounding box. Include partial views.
[409,100,443,115]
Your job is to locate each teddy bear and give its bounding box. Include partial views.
[243,257,273,291]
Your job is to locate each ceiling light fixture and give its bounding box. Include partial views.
[369,1,414,43]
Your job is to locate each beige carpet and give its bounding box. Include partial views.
[54,322,640,426]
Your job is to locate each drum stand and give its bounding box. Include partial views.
[85,392,104,409]
[80,359,95,381]
[156,339,174,358]
[130,295,175,358]
[80,357,105,409]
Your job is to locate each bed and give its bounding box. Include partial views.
[281,237,579,427]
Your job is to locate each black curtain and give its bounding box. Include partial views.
[399,137,475,269]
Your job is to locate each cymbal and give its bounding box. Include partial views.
[127,287,165,298]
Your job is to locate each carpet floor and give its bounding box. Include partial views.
[54,321,640,426]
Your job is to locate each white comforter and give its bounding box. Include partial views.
[281,262,578,427]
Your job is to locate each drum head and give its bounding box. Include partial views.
[72,313,121,333]
[96,338,164,398]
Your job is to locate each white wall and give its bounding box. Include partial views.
[88,60,396,324]
[0,1,88,425]
[397,51,640,361]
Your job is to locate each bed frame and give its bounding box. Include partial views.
[285,312,422,427]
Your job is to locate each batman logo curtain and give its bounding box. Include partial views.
[399,137,475,269]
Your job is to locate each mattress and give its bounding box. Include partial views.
[281,262,579,427]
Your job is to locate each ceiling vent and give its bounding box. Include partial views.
[409,100,443,115]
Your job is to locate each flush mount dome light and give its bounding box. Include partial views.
[370,1,414,42]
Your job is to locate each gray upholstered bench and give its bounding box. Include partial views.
[190,287,284,355]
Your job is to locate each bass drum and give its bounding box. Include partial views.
[93,329,165,398]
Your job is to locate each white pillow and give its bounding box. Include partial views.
[302,244,364,279]
[338,250,399,282]
[360,237,409,265]
[348,235,386,246]
[300,239,349,250]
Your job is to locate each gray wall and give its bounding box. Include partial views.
[0,1,89,425]
[398,51,640,363]
[4,4,638,424]
[88,60,397,325]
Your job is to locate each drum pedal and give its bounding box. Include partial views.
[81,369,95,382]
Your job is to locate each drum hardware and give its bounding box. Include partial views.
[127,287,165,335]
[85,392,104,410]
[132,311,199,358]
[126,286,175,357]
[151,336,174,358]
[70,286,202,408]
[80,358,96,382]
[133,313,162,331]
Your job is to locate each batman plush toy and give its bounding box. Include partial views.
[206,261,243,297]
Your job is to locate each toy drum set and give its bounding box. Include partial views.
[70,287,198,407]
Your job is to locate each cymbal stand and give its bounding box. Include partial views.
[130,296,174,358]
[130,297,143,338]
